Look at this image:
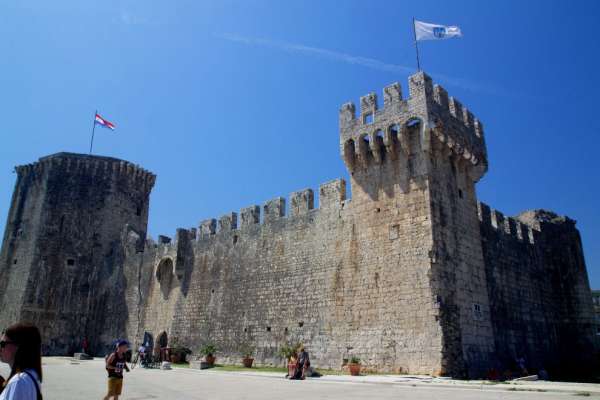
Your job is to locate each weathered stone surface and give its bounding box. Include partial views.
[0,153,155,355]
[0,72,596,379]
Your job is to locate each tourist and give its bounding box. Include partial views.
[516,356,528,376]
[290,345,310,380]
[103,340,130,400]
[81,337,89,355]
[0,323,43,400]
[137,343,146,367]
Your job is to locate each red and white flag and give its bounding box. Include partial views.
[95,113,116,130]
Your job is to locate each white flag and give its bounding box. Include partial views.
[414,20,462,41]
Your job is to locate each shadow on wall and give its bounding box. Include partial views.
[87,238,133,356]
[156,258,174,300]
[349,118,424,202]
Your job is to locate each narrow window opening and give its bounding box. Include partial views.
[458,189,463,199]
[244,328,248,333]
[298,321,304,328]
[266,326,271,332]
[375,208,381,213]
[473,303,482,320]
[67,259,75,266]
[233,235,238,245]
[211,289,215,294]
[13,259,17,265]
[364,113,374,124]
[389,224,400,240]
[136,206,142,216]
[284,327,288,333]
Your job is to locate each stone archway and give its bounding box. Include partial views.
[156,258,174,300]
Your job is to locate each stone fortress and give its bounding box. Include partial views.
[0,71,596,379]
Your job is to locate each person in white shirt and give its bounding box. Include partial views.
[0,323,42,400]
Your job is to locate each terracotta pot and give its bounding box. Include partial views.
[288,361,297,377]
[348,363,361,376]
[205,355,216,365]
[242,357,254,368]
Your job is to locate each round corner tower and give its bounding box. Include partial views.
[0,152,155,355]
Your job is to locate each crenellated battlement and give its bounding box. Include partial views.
[429,83,487,179]
[340,71,488,181]
[154,179,347,245]
[14,152,156,192]
[477,202,538,244]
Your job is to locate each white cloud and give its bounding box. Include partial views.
[217,33,414,75]
[217,33,518,97]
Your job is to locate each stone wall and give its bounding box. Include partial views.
[479,204,597,378]
[137,173,443,373]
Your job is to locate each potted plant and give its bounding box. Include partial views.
[348,356,361,376]
[240,343,255,368]
[278,343,299,377]
[200,343,217,366]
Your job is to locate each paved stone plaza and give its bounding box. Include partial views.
[1,358,598,400]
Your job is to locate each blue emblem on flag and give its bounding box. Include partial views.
[433,27,446,38]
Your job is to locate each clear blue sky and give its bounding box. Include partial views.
[1,1,599,287]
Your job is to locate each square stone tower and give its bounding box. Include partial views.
[339,71,493,377]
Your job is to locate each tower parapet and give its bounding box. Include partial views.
[339,71,487,182]
[14,152,156,193]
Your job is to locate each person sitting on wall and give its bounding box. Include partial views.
[290,345,310,380]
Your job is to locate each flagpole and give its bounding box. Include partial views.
[412,17,421,71]
[89,110,97,154]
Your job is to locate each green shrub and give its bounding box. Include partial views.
[239,343,255,358]
[200,343,217,357]
[278,342,300,361]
